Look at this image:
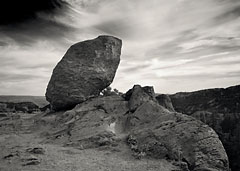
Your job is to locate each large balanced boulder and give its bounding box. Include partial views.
[46,35,122,111]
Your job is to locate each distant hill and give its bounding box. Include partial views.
[169,84,240,171]
[0,96,48,107]
[170,84,240,114]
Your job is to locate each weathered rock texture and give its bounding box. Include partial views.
[45,85,229,171]
[156,94,175,112]
[0,102,40,113]
[46,35,122,111]
[125,85,156,112]
[170,85,240,171]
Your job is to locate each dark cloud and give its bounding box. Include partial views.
[0,0,67,25]
[214,4,240,24]
[0,0,74,46]
[220,5,240,19]
[0,19,74,46]
[0,41,8,46]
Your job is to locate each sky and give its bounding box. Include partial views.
[0,0,240,95]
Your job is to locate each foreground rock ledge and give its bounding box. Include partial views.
[44,85,229,171]
[46,35,122,111]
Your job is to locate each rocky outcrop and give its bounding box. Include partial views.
[125,86,229,171]
[170,85,240,171]
[124,85,156,112]
[156,94,175,112]
[46,35,122,111]
[40,104,51,112]
[170,85,240,115]
[48,95,129,148]
[0,102,40,113]
[0,103,7,113]
[46,85,229,171]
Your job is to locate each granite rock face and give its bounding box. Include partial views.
[170,85,240,171]
[125,85,156,112]
[156,94,175,112]
[47,85,229,171]
[46,35,122,111]
[127,102,229,171]
[125,86,229,171]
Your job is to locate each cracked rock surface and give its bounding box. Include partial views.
[46,35,122,111]
[44,85,229,171]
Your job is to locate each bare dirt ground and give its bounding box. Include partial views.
[0,113,179,171]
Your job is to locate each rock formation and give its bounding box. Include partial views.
[0,102,40,113]
[46,35,122,111]
[170,85,240,171]
[125,85,156,112]
[156,94,175,112]
[45,85,229,171]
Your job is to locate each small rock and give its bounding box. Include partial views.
[26,147,45,154]
[3,154,14,159]
[3,151,19,159]
[22,155,40,166]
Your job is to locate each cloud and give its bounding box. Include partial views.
[0,0,76,47]
[0,0,66,25]
[0,20,74,47]
[121,64,150,73]
[214,3,240,24]
[0,41,8,47]
[70,0,240,93]
[1,0,240,95]
[0,72,40,82]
